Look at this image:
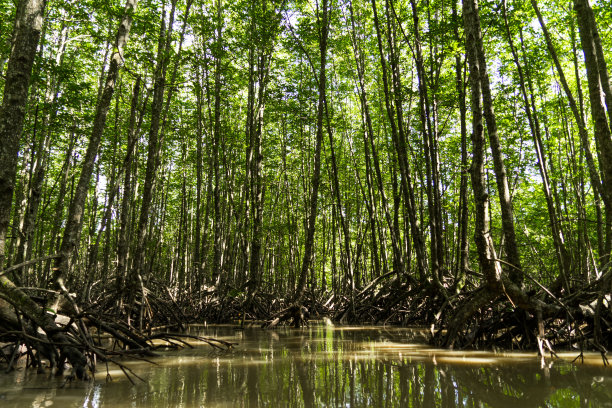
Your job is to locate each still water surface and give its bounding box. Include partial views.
[1,325,611,407]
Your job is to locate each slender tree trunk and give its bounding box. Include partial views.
[194,66,204,286]
[326,105,355,301]
[502,1,570,290]
[242,21,256,287]
[210,0,224,288]
[408,0,445,288]
[43,127,76,282]
[574,0,612,262]
[372,0,427,279]
[347,0,391,278]
[15,24,67,284]
[131,2,173,289]
[452,0,470,289]
[245,0,280,309]
[116,76,141,294]
[0,0,90,378]
[442,0,505,348]
[85,93,121,293]
[51,0,138,290]
[199,86,214,291]
[469,0,523,285]
[443,0,558,348]
[463,0,501,294]
[532,0,605,226]
[293,0,329,304]
[0,0,46,266]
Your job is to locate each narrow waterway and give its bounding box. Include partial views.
[1,325,610,407]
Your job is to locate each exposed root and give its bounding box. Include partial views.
[0,277,234,382]
[3,261,611,383]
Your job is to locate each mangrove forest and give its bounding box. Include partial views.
[0,0,611,384]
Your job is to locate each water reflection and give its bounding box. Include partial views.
[0,325,610,407]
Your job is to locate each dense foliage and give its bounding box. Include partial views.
[0,0,611,374]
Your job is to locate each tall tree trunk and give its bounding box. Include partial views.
[0,0,89,379]
[0,0,46,266]
[372,0,427,280]
[443,0,557,348]
[452,0,470,289]
[574,0,612,262]
[470,0,523,285]
[408,0,445,289]
[211,0,224,288]
[130,2,174,289]
[502,1,570,291]
[51,0,138,290]
[463,0,501,294]
[198,63,215,292]
[347,0,391,279]
[442,0,507,348]
[116,76,141,294]
[293,0,329,305]
[85,94,121,294]
[325,100,355,305]
[194,65,204,287]
[245,0,280,310]
[15,23,68,284]
[43,126,76,282]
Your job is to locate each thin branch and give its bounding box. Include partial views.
[0,254,61,278]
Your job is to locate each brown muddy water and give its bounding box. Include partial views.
[0,324,611,407]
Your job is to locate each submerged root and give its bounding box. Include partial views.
[263,304,310,328]
[0,277,234,381]
[4,261,611,383]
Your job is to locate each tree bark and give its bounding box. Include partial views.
[116,76,141,293]
[452,0,470,289]
[462,0,501,293]
[574,0,612,261]
[51,0,138,291]
[244,0,280,308]
[293,0,329,305]
[443,0,559,348]
[471,0,523,285]
[348,0,392,279]
[211,0,224,288]
[408,0,445,289]
[131,1,174,289]
[0,0,46,266]
[371,0,427,280]
[502,1,571,291]
[14,23,68,285]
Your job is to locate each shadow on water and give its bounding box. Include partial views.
[1,325,611,407]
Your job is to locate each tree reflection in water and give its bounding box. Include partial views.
[0,325,610,407]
